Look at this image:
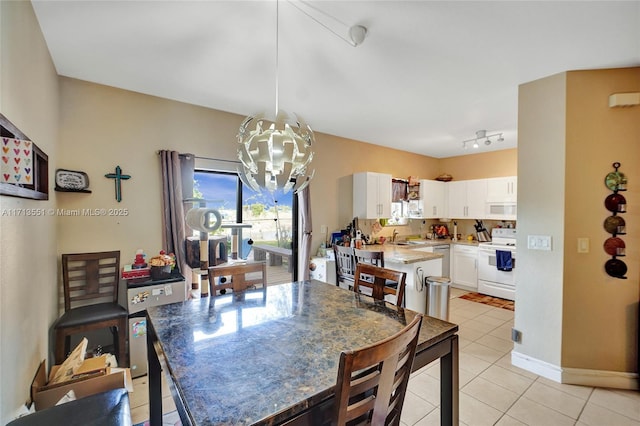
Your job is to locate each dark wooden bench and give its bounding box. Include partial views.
[252,244,293,272]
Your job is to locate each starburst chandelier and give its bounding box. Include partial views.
[237,1,315,194]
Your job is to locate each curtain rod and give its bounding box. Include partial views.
[161,151,240,164]
[192,155,241,164]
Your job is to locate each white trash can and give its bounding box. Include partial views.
[425,276,451,321]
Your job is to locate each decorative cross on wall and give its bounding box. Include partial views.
[105,165,131,202]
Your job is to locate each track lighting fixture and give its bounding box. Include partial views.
[462,130,504,149]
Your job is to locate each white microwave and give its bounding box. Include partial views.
[486,202,517,219]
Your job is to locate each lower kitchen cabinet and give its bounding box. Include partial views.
[451,244,478,291]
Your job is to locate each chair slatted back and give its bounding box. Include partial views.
[354,248,384,267]
[334,315,422,425]
[62,251,120,311]
[208,262,267,293]
[353,263,406,307]
[334,245,356,284]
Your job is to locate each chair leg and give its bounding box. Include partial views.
[54,329,69,365]
[117,318,128,367]
[54,330,64,365]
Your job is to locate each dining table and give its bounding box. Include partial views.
[145,280,459,425]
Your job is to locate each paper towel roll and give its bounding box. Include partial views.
[186,208,222,233]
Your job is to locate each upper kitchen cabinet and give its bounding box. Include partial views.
[485,176,517,220]
[447,179,487,219]
[486,176,517,203]
[353,172,392,219]
[419,179,447,219]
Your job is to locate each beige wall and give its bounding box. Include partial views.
[439,148,517,180]
[515,68,639,384]
[57,78,242,259]
[0,1,60,423]
[562,68,639,372]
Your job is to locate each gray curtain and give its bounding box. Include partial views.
[159,150,194,277]
[297,186,312,280]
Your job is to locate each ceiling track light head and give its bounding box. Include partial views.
[461,130,504,150]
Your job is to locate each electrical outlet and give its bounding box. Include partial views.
[511,328,522,343]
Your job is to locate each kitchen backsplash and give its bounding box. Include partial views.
[355,218,515,242]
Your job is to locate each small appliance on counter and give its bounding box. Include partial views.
[430,224,449,239]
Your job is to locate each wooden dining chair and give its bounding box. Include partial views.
[354,248,396,291]
[353,263,406,307]
[334,315,423,426]
[54,251,128,366]
[208,261,267,295]
[333,245,356,288]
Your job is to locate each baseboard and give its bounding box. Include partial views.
[562,367,639,390]
[511,350,563,382]
[511,350,639,390]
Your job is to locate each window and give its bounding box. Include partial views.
[193,170,296,282]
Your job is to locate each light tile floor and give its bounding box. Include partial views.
[401,288,640,426]
[130,288,640,425]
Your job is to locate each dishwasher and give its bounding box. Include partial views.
[411,244,450,278]
[432,245,450,278]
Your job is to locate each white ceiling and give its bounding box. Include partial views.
[31,1,640,158]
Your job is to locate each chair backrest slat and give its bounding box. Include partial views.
[354,248,384,268]
[208,262,267,294]
[333,245,356,284]
[353,263,406,307]
[61,251,120,311]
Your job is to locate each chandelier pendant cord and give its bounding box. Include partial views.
[275,0,280,116]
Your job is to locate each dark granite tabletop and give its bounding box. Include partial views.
[146,280,458,425]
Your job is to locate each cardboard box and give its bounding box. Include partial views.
[31,360,132,411]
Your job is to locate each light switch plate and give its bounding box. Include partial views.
[527,235,552,251]
[577,238,589,253]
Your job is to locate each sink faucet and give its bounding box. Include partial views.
[392,229,399,243]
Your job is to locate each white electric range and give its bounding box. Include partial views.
[477,228,516,301]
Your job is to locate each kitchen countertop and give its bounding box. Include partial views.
[358,239,479,264]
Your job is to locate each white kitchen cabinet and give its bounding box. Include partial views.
[486,176,517,202]
[486,176,517,220]
[447,179,487,219]
[451,244,478,291]
[419,179,447,218]
[353,172,392,219]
